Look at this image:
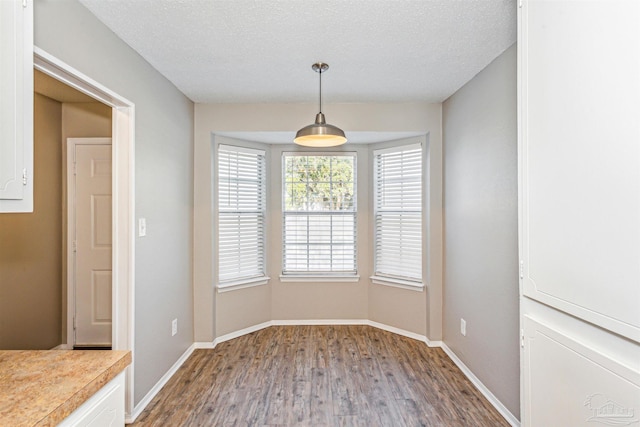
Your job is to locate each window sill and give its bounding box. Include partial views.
[279,274,360,283]
[370,275,424,291]
[217,276,270,293]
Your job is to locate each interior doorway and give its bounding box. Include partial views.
[34,47,136,417]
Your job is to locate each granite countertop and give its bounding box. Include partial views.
[0,350,131,427]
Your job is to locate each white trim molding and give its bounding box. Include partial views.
[50,344,69,350]
[279,275,361,283]
[214,321,273,346]
[127,344,195,424]
[216,276,270,293]
[273,319,369,326]
[370,275,425,291]
[440,343,520,427]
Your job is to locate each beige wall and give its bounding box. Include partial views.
[63,102,112,138]
[0,95,112,350]
[0,94,62,349]
[194,103,443,342]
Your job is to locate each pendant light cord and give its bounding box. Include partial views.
[318,67,323,114]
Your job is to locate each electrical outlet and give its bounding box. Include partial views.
[171,318,178,336]
[460,318,467,336]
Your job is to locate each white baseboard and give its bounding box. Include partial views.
[50,344,69,350]
[440,343,520,427]
[273,318,368,326]
[194,341,216,349]
[366,320,429,344]
[126,343,195,424]
[213,321,272,346]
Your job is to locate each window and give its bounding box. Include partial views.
[282,153,357,277]
[373,143,423,287]
[217,144,267,289]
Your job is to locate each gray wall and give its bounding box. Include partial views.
[34,0,194,405]
[442,44,519,418]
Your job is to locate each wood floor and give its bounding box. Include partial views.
[132,325,510,427]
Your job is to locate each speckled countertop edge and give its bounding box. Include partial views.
[0,350,131,427]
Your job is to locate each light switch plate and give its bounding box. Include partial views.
[138,218,146,237]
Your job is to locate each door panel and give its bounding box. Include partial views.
[523,316,640,427]
[519,0,640,343]
[92,270,112,323]
[74,143,112,346]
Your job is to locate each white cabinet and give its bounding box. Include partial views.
[519,0,640,425]
[58,372,125,427]
[0,0,33,213]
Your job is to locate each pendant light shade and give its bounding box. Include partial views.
[294,63,347,147]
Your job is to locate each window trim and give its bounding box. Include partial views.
[217,275,270,293]
[370,275,424,291]
[279,274,360,283]
[281,151,358,277]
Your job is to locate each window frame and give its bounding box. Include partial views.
[371,142,424,291]
[281,151,359,280]
[216,143,269,292]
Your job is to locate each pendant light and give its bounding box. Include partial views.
[294,62,347,147]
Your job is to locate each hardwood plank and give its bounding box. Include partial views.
[132,325,510,427]
[309,367,331,425]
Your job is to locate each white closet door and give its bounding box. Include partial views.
[519,0,640,340]
[519,0,640,425]
[74,143,112,347]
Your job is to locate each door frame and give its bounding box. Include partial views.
[34,47,136,417]
[66,137,113,348]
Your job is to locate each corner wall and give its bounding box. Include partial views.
[442,44,519,418]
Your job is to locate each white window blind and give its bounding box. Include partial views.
[282,154,357,275]
[218,144,266,285]
[373,143,422,283]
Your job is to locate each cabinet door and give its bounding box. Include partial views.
[519,0,640,342]
[522,316,640,427]
[0,0,33,212]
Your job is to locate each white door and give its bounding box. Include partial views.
[70,139,112,347]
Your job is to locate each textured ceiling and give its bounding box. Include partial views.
[78,0,516,104]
